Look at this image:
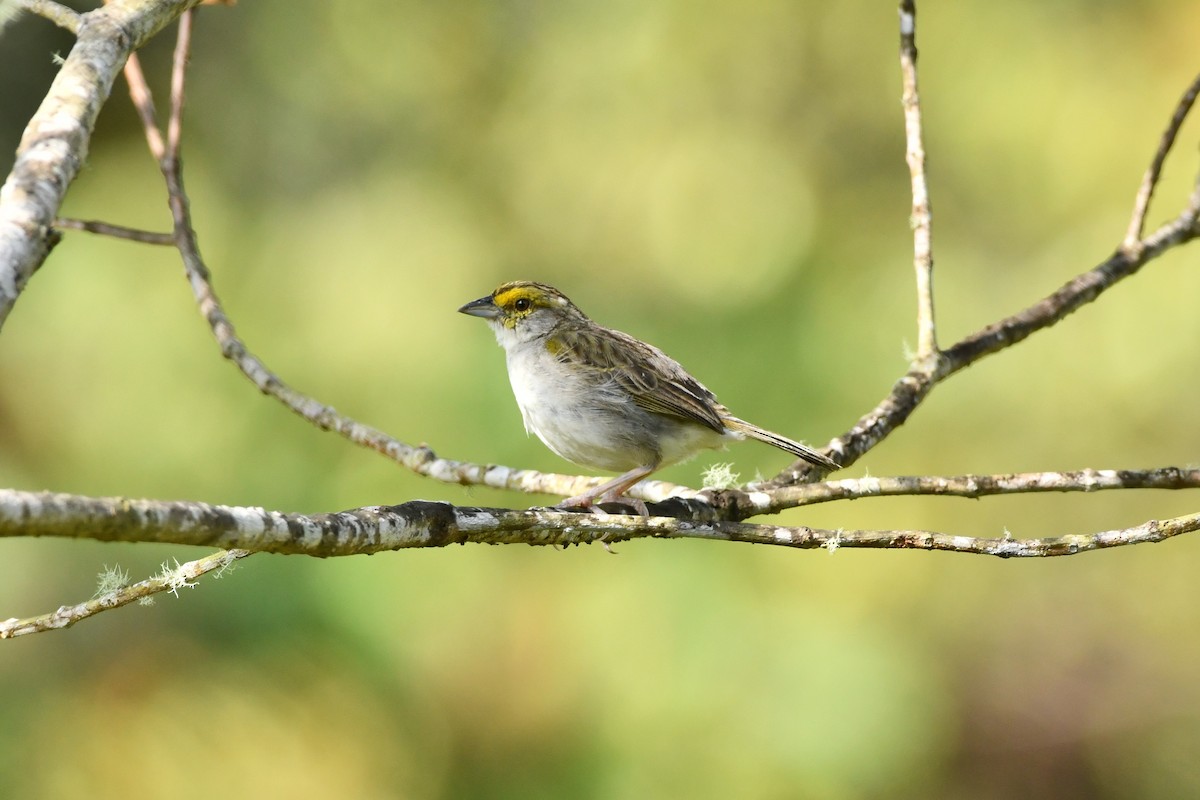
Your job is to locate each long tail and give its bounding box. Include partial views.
[723,416,839,471]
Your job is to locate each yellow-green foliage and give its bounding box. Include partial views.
[2,2,1200,797]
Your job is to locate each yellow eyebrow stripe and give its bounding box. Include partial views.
[493,286,539,307]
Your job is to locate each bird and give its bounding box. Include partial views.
[459,281,837,512]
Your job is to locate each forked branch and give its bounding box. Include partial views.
[0,0,202,329]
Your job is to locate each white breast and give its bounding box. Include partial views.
[502,340,654,471]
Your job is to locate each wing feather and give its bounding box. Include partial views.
[549,324,727,434]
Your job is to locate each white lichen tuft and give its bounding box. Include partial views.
[159,559,197,597]
[701,462,741,490]
[93,564,130,598]
[213,554,240,580]
[825,530,842,554]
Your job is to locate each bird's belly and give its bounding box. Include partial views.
[505,349,727,472]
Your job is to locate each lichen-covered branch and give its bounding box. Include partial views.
[0,0,203,330]
[0,489,693,554]
[2,489,1196,562]
[0,548,249,639]
[761,467,1200,514]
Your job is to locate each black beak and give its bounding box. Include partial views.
[458,295,502,319]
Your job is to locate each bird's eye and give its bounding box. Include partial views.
[513,297,532,312]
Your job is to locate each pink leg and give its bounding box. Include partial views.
[558,463,657,516]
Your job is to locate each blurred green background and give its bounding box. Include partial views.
[2,1,1200,797]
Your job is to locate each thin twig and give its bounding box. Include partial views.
[167,8,191,159]
[768,363,938,487]
[16,0,81,33]
[0,548,250,639]
[945,208,1199,372]
[54,217,175,245]
[761,467,1200,514]
[899,0,937,359]
[1123,69,1200,251]
[122,52,167,165]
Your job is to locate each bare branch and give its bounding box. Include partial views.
[0,0,203,330]
[122,51,167,164]
[167,7,191,158]
[767,363,940,487]
[1123,69,1200,251]
[899,0,937,359]
[0,548,249,639]
[16,0,81,32]
[53,217,174,244]
[946,210,1199,372]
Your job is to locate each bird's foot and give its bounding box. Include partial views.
[557,491,648,517]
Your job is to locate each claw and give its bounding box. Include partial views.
[601,496,648,517]
[555,495,594,513]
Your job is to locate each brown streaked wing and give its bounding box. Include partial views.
[550,324,726,434]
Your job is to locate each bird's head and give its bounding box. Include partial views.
[458,281,586,345]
